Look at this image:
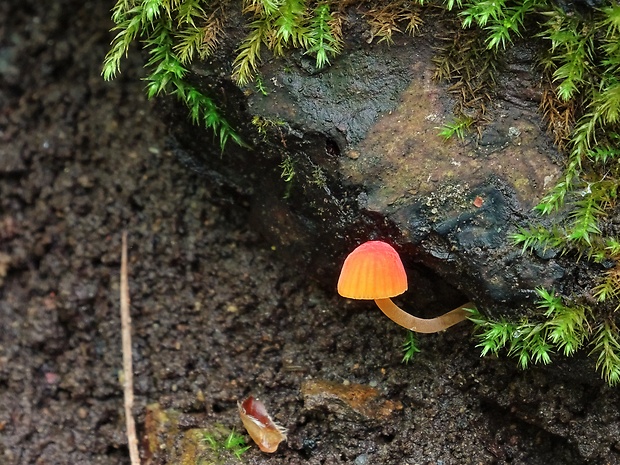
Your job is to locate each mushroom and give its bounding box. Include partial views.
[337,240,472,333]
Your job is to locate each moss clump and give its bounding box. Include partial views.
[103,0,246,150]
[469,288,620,386]
[232,0,344,86]
[436,0,620,386]
[202,427,251,461]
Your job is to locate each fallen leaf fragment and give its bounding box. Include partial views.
[238,396,287,453]
[301,379,402,421]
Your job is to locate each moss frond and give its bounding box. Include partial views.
[178,83,246,149]
[606,238,620,257]
[485,0,541,49]
[565,187,605,247]
[174,27,204,64]
[511,225,567,254]
[593,265,620,305]
[306,2,343,68]
[601,4,620,37]
[175,0,205,26]
[588,139,620,165]
[594,80,620,126]
[590,321,620,386]
[538,10,596,102]
[365,4,403,44]
[244,0,282,17]
[437,115,474,141]
[460,0,505,30]
[233,0,346,84]
[141,0,164,24]
[173,11,222,64]
[232,18,272,86]
[102,5,145,81]
[401,331,421,363]
[460,0,546,50]
[470,308,553,369]
[203,427,251,460]
[537,288,588,357]
[143,20,186,97]
[540,80,575,148]
[468,307,517,357]
[534,157,580,214]
[508,324,553,369]
[362,1,423,45]
[103,0,244,150]
[280,155,296,182]
[251,115,286,139]
[273,0,311,50]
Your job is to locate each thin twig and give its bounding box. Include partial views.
[121,231,141,465]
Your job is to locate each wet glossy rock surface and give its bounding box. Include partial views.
[166,17,568,319]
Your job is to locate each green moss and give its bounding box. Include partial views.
[469,289,620,386]
[231,0,344,86]
[401,331,421,363]
[439,0,620,385]
[251,115,287,139]
[102,0,245,151]
[202,427,250,461]
[437,115,474,141]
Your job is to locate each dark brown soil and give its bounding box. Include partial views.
[1,2,619,465]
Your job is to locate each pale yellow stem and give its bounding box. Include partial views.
[374,298,472,333]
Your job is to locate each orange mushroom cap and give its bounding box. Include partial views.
[337,241,408,300]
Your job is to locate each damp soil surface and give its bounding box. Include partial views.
[1,1,618,465]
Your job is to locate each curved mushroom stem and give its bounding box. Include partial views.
[374,298,473,333]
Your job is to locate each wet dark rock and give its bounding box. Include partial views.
[553,0,609,14]
[163,13,572,320]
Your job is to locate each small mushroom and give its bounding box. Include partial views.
[337,240,472,333]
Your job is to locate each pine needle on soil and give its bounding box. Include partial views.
[121,231,140,465]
